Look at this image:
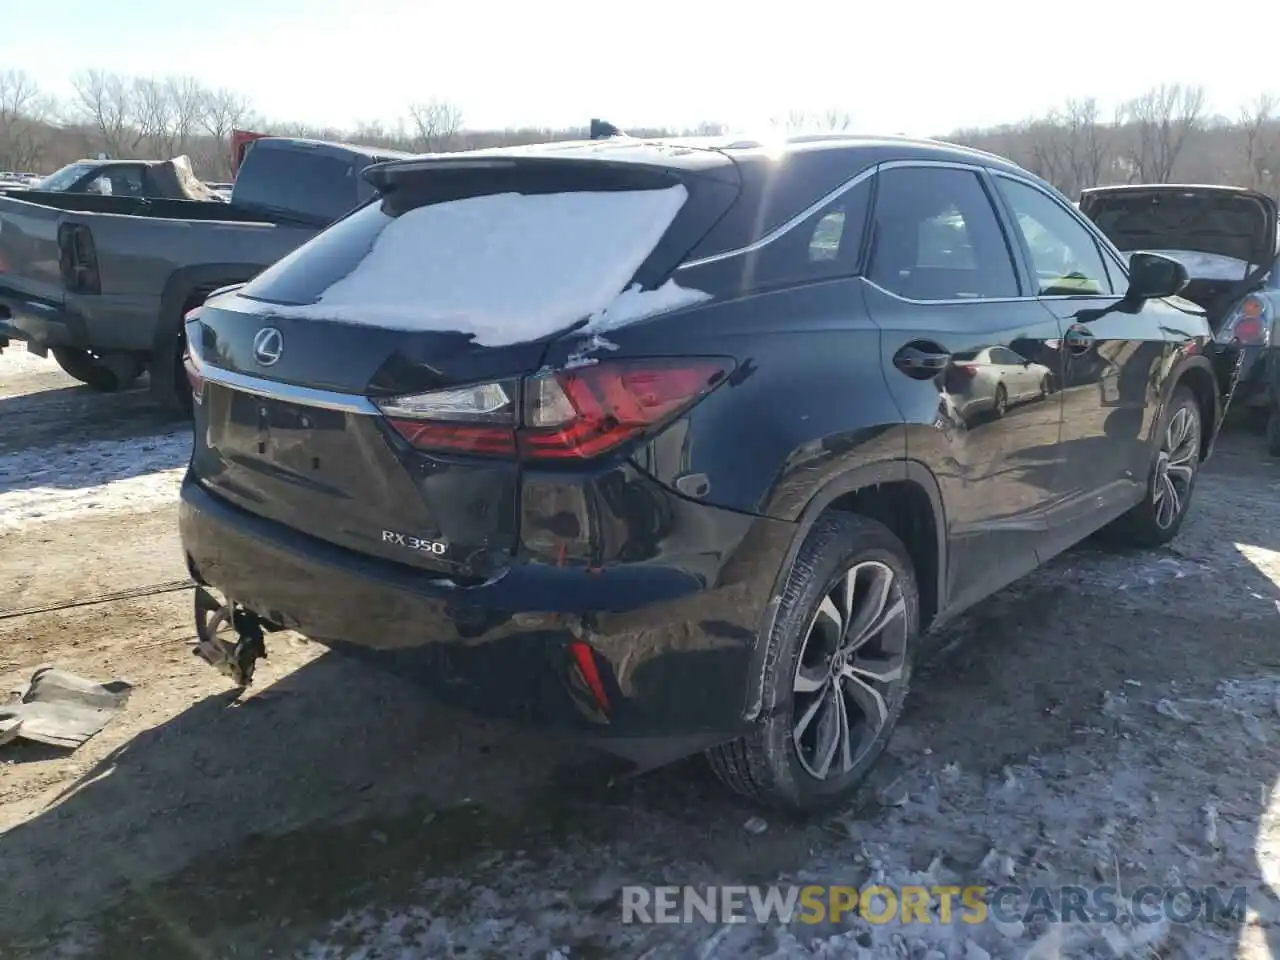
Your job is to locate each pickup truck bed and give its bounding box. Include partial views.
[0,136,411,411]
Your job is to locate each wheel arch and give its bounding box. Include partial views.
[742,458,948,722]
[150,263,263,411]
[1162,353,1221,460]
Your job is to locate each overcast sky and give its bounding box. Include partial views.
[3,0,1272,135]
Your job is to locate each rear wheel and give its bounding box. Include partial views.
[706,513,917,812]
[52,347,144,392]
[1102,386,1201,547]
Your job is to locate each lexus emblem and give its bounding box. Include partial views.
[252,327,283,366]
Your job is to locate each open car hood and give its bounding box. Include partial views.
[1079,184,1278,271]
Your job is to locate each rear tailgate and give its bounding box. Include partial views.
[187,146,741,581]
[0,194,69,304]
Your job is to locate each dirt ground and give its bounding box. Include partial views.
[3,342,1280,959]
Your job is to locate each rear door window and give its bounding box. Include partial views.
[751,178,871,288]
[867,166,1020,300]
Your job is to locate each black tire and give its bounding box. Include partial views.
[149,314,194,418]
[52,348,144,392]
[1267,407,1280,458]
[1102,385,1202,548]
[706,513,918,812]
[993,384,1008,418]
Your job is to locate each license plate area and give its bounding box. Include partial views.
[214,386,350,477]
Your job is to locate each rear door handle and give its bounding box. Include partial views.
[893,345,952,374]
[1065,325,1095,355]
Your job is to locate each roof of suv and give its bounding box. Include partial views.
[379,133,1030,181]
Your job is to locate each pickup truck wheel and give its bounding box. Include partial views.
[149,323,193,417]
[52,348,144,392]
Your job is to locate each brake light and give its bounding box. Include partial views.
[953,363,979,378]
[56,223,101,295]
[375,359,731,460]
[1215,295,1273,346]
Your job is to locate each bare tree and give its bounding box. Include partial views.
[68,69,149,156]
[1238,93,1279,190]
[133,76,174,155]
[0,69,53,170]
[1058,97,1113,193]
[770,109,855,134]
[1122,83,1206,182]
[408,99,463,152]
[200,87,255,141]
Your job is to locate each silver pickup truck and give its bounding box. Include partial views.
[0,136,410,412]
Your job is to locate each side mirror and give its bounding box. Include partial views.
[1126,252,1188,301]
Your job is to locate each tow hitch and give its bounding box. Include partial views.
[193,586,268,687]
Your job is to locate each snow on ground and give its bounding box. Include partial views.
[288,669,1280,960]
[0,342,56,373]
[0,430,189,531]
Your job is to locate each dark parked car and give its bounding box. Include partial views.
[178,135,1235,811]
[1079,185,1280,453]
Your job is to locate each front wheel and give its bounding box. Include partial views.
[1102,386,1201,548]
[706,513,917,812]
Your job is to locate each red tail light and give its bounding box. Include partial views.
[376,358,731,461]
[1215,295,1272,346]
[953,363,979,378]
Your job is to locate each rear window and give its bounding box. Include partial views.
[238,180,697,345]
[231,146,361,222]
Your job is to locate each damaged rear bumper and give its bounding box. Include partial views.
[178,476,793,766]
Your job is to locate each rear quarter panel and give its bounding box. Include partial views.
[541,278,906,521]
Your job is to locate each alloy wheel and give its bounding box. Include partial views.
[792,561,908,780]
[1152,405,1199,530]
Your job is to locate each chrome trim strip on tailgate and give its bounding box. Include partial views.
[201,365,382,415]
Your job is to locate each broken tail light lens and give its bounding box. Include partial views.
[1215,295,1273,346]
[377,381,519,456]
[375,358,730,461]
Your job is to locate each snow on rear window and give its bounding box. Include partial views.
[258,184,698,347]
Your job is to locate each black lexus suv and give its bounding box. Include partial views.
[179,134,1235,811]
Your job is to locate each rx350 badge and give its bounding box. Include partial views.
[382,530,447,556]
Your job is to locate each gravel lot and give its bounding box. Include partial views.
[3,342,1280,959]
